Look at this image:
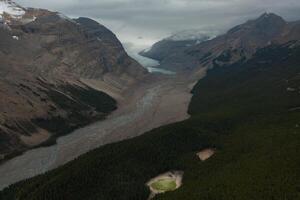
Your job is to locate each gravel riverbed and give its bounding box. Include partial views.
[0,75,194,190]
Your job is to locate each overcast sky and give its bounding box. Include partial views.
[15,0,300,51]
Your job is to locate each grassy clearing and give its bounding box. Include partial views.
[151,179,177,192]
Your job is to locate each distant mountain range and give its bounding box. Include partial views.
[0,0,147,160]
[141,13,300,71]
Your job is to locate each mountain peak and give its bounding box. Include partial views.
[251,12,287,36]
[260,12,277,18]
[0,0,25,21]
[0,0,25,16]
[258,12,284,21]
[256,12,286,23]
[228,13,286,35]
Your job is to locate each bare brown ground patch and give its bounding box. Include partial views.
[197,148,216,161]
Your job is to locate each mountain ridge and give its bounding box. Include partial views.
[141,13,300,72]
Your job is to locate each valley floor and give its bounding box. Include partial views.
[0,72,200,190]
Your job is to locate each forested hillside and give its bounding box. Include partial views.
[1,41,300,199]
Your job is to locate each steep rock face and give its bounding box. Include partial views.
[0,1,146,160]
[74,17,146,83]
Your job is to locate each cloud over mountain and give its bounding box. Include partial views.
[15,0,300,50]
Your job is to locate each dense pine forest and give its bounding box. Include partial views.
[1,41,300,199]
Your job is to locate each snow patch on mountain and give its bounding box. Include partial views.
[166,29,212,41]
[0,0,25,19]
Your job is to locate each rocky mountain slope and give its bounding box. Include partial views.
[142,13,300,71]
[0,0,147,161]
[187,13,300,68]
